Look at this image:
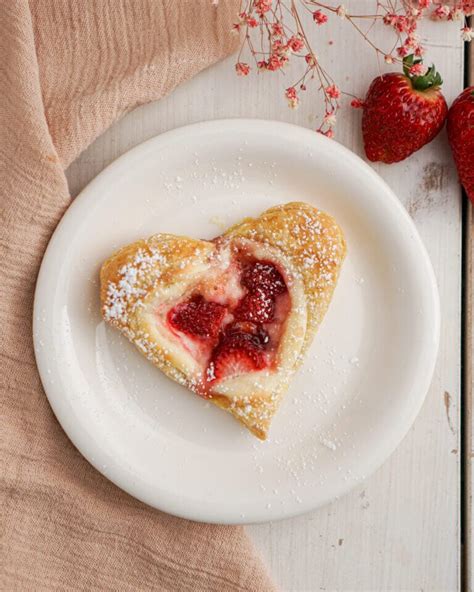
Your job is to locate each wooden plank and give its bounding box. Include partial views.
[66,7,463,591]
[466,27,473,592]
[467,203,473,592]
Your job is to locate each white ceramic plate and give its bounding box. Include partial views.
[34,119,439,524]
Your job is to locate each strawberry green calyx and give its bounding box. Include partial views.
[402,54,443,91]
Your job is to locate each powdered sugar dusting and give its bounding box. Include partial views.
[103,247,166,323]
[320,436,337,451]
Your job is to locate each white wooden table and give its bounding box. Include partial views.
[67,12,466,592]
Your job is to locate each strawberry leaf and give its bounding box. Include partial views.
[402,54,443,92]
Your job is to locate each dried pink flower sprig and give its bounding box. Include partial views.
[233,0,474,136]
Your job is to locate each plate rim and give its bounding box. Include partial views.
[33,118,440,524]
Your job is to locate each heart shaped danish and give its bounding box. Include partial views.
[100,202,346,439]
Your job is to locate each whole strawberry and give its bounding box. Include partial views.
[447,87,474,203]
[362,55,448,163]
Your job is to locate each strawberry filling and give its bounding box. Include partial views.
[166,259,289,390]
[210,323,268,381]
[241,261,287,296]
[168,295,226,340]
[234,288,275,323]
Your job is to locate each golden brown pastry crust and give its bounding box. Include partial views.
[100,202,346,440]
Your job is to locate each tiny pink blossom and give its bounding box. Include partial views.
[287,35,305,53]
[383,13,410,32]
[272,23,284,36]
[432,5,450,19]
[238,12,258,28]
[463,1,474,17]
[409,63,428,76]
[286,86,299,109]
[350,98,364,109]
[397,45,409,57]
[418,0,431,8]
[394,16,409,32]
[254,0,272,17]
[257,60,267,70]
[384,54,394,64]
[272,39,287,54]
[267,54,286,71]
[405,34,420,48]
[235,62,250,76]
[326,84,341,99]
[383,13,398,26]
[305,53,317,67]
[313,10,328,25]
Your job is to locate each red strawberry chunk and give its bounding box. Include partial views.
[233,288,275,323]
[226,321,270,346]
[211,327,266,380]
[168,295,226,340]
[241,261,287,297]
